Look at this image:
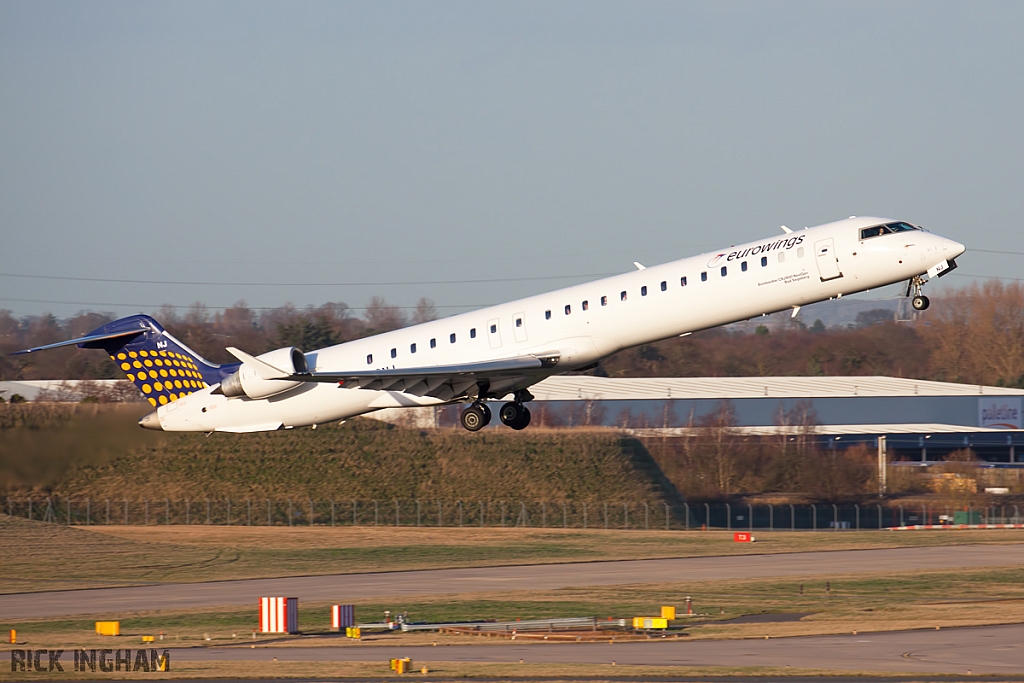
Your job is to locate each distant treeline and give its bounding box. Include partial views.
[3,281,1023,388]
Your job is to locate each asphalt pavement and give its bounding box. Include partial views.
[4,544,1024,619]
[168,623,1024,674]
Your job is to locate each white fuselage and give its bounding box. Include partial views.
[157,216,964,432]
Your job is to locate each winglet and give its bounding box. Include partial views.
[225,347,290,381]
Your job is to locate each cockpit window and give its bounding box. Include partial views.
[886,221,918,232]
[860,225,892,239]
[861,222,919,240]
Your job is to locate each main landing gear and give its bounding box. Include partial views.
[907,276,930,311]
[498,401,531,430]
[459,395,532,432]
[459,402,492,432]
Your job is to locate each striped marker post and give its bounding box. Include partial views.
[331,605,355,631]
[259,597,298,634]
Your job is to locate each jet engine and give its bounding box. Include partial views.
[220,347,308,399]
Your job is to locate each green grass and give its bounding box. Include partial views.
[11,566,1024,649]
[3,407,668,503]
[5,514,1024,594]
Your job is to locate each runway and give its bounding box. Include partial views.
[167,623,1024,674]
[5,544,1024,619]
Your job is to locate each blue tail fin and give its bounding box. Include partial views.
[13,314,239,407]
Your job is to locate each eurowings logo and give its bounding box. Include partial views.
[707,253,727,268]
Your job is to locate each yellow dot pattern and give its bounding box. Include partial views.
[110,348,209,406]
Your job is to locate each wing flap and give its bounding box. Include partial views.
[290,352,560,401]
[293,353,560,384]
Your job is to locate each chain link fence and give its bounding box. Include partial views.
[7,497,1023,529]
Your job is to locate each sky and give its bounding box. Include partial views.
[1,0,1022,321]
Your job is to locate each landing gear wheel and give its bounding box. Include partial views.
[912,295,930,311]
[480,403,492,425]
[460,404,489,432]
[499,402,531,430]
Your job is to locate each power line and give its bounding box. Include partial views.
[957,272,1024,282]
[970,249,1024,256]
[0,296,490,312]
[0,270,616,287]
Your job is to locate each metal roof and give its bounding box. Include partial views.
[628,424,1024,437]
[531,376,1024,401]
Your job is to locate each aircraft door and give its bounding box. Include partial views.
[487,318,502,349]
[814,238,843,282]
[512,312,528,343]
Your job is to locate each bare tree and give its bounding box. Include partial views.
[411,298,438,325]
[363,297,406,334]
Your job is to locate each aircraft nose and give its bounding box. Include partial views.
[139,409,163,431]
[943,237,966,258]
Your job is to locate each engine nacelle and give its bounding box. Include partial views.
[221,347,308,399]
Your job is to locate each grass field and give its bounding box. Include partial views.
[2,409,672,504]
[8,566,1024,653]
[4,514,1024,594]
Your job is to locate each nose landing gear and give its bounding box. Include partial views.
[907,276,930,311]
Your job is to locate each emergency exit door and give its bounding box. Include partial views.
[814,238,843,282]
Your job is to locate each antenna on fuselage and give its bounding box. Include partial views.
[780,225,793,234]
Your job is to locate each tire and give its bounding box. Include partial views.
[460,405,487,432]
[499,402,522,426]
[510,406,531,431]
[480,403,492,426]
[912,295,930,311]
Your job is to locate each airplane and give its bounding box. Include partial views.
[14,216,964,433]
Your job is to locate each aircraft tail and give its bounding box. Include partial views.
[12,314,238,407]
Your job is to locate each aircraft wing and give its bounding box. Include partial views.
[226,348,561,401]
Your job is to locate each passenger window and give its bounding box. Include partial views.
[761,256,768,267]
[366,354,373,365]
[660,281,667,291]
[430,338,436,349]
[681,276,687,286]
[391,348,397,359]
[797,247,804,258]
[621,291,627,301]
[450,333,456,344]
[721,266,727,277]
[545,310,551,320]
[601,296,608,306]
[470,328,476,339]
[701,272,707,282]
[515,317,523,327]
[582,300,589,311]
[410,343,416,354]
[741,261,748,272]
[490,323,497,333]
[565,304,571,315]
[641,286,647,296]
[778,252,785,263]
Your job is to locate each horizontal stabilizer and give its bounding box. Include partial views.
[11,329,143,355]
